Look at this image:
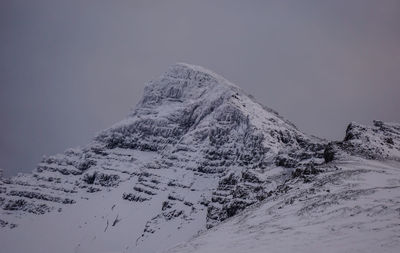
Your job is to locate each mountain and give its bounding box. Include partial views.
[0,63,399,253]
[167,122,400,253]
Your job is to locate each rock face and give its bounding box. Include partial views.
[0,63,399,253]
[323,120,400,163]
[341,120,400,160]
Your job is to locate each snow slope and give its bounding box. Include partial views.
[166,157,400,253]
[0,63,399,253]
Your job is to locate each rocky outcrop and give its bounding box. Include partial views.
[324,120,400,163]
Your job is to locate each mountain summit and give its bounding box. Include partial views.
[1,64,399,253]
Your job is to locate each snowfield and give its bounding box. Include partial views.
[0,63,399,253]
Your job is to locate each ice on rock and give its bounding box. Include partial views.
[0,63,399,253]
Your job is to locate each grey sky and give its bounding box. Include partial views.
[1,0,399,176]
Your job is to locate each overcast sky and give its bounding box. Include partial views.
[1,0,399,176]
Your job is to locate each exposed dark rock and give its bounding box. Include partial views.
[335,121,400,160]
[3,199,51,215]
[225,200,249,218]
[82,172,120,187]
[162,201,172,211]
[122,193,150,202]
[8,190,75,204]
[324,143,338,163]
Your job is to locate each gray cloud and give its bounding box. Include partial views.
[1,0,399,176]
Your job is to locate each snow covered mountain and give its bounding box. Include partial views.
[0,63,399,253]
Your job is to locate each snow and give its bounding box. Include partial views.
[165,158,400,253]
[0,149,213,253]
[0,63,399,253]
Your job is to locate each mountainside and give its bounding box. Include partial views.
[0,63,399,253]
[167,154,400,253]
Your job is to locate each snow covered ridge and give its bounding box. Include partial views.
[333,120,400,161]
[0,63,399,253]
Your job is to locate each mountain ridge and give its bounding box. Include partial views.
[0,63,399,253]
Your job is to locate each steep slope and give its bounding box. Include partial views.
[0,63,325,253]
[166,122,400,253]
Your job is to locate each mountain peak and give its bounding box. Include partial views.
[2,64,398,253]
[137,63,240,109]
[100,63,311,162]
[165,62,238,88]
